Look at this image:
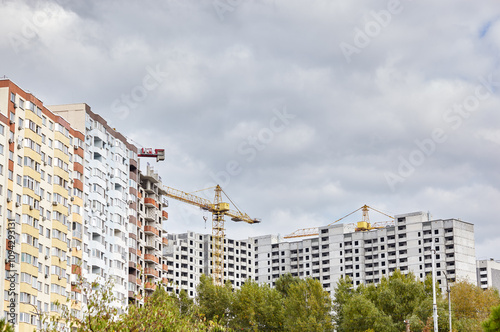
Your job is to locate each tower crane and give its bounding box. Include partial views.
[162,185,261,286]
[284,204,393,239]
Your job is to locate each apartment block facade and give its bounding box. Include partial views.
[477,259,500,291]
[51,105,170,309]
[0,80,84,331]
[51,103,137,313]
[163,231,255,297]
[253,211,477,293]
[134,165,169,303]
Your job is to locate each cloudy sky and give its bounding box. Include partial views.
[1,0,499,258]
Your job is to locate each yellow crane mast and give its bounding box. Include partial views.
[163,185,261,286]
[284,204,393,239]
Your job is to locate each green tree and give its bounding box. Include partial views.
[231,280,285,331]
[332,275,354,331]
[483,303,500,331]
[275,273,300,298]
[115,286,223,331]
[283,278,333,331]
[0,318,14,332]
[196,274,234,326]
[341,293,395,332]
[368,270,429,331]
[40,275,119,332]
[40,274,227,332]
[333,270,442,332]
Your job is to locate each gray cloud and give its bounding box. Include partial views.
[1,0,500,258]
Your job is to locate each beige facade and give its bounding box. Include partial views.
[0,79,84,331]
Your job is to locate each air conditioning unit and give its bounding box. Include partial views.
[18,124,22,130]
[42,217,46,221]
[69,248,72,252]
[29,205,33,210]
[70,197,74,201]
[8,138,13,144]
[45,274,48,278]
[77,246,81,251]
[52,201,58,206]
[74,145,78,150]
[15,202,20,207]
[45,255,49,259]
[6,198,12,202]
[58,276,62,280]
[44,161,47,166]
[13,102,18,108]
[17,144,21,150]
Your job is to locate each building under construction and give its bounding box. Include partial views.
[252,210,477,294]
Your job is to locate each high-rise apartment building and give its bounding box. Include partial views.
[253,211,477,293]
[134,165,169,303]
[0,79,84,331]
[51,103,136,313]
[163,231,255,297]
[51,105,170,308]
[477,259,500,291]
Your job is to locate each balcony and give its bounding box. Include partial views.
[144,239,156,249]
[144,209,159,222]
[145,282,157,291]
[162,277,169,284]
[162,237,168,245]
[144,226,159,237]
[162,210,169,220]
[162,264,168,272]
[144,254,159,264]
[145,197,158,209]
[144,268,159,278]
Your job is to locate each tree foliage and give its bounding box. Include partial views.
[333,270,439,332]
[196,274,234,326]
[282,277,333,331]
[333,271,500,332]
[195,273,333,331]
[483,303,500,332]
[0,318,14,332]
[231,280,284,331]
[451,280,500,331]
[40,274,226,332]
